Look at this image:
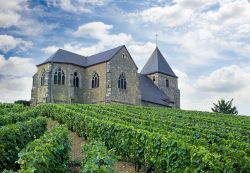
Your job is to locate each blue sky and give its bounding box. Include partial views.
[0,0,250,115]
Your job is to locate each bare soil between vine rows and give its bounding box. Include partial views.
[47,119,144,173]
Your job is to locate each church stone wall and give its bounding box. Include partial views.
[109,47,140,105]
[49,64,73,103]
[33,63,86,104]
[148,73,180,108]
[83,63,107,104]
[33,63,50,104]
[31,73,38,105]
[65,64,85,103]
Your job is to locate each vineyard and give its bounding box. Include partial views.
[0,103,249,173]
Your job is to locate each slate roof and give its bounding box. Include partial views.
[139,74,171,106]
[37,45,124,67]
[39,49,87,66]
[86,45,124,66]
[141,47,177,78]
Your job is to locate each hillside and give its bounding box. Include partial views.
[0,103,249,172]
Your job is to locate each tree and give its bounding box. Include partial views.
[211,99,238,115]
[14,100,31,106]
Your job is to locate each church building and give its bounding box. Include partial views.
[31,45,180,108]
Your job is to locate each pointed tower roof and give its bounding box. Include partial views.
[141,47,177,78]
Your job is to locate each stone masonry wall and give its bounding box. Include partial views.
[109,47,140,105]
[83,62,107,104]
[31,73,38,105]
[147,73,180,108]
[33,63,86,104]
[32,63,50,104]
[49,63,84,103]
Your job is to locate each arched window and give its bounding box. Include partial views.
[54,68,65,85]
[92,72,99,88]
[166,79,169,87]
[118,73,127,90]
[73,72,79,88]
[152,76,155,82]
[40,71,45,86]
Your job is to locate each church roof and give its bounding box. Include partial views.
[40,49,87,66]
[141,47,177,78]
[37,45,124,67]
[86,45,124,66]
[139,74,171,106]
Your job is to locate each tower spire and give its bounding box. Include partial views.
[155,33,158,47]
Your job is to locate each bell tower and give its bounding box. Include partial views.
[141,46,180,108]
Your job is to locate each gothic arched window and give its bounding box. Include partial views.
[166,79,169,87]
[92,72,99,88]
[40,71,45,86]
[54,68,65,85]
[118,73,127,90]
[73,72,79,88]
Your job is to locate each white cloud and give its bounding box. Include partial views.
[73,22,132,48]
[63,43,98,56]
[0,1,25,11]
[47,0,109,13]
[129,0,214,27]
[0,0,27,28]
[0,77,33,102]
[0,55,36,102]
[175,65,250,115]
[167,30,221,65]
[203,0,250,30]
[73,22,112,38]
[0,55,36,77]
[0,35,33,53]
[0,13,20,28]
[41,44,98,56]
[41,21,135,57]
[128,0,250,66]
[127,42,155,70]
[41,46,59,55]
[0,0,57,37]
[195,65,250,92]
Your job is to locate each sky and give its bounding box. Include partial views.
[0,0,250,115]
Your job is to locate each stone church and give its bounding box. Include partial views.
[31,45,180,108]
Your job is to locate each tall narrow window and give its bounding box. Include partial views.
[152,76,155,82]
[54,68,65,85]
[73,72,79,88]
[92,72,99,88]
[118,73,127,90]
[41,71,45,86]
[166,79,169,87]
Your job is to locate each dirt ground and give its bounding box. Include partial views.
[47,119,144,173]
